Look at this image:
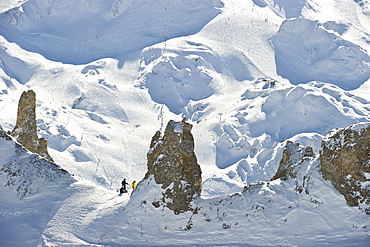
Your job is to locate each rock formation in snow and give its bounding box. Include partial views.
[143,119,202,214]
[1,127,71,198]
[320,123,370,214]
[271,141,315,182]
[268,141,316,196]
[9,90,53,162]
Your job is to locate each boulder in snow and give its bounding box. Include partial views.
[320,123,370,214]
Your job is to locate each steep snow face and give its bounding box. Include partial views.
[0,35,40,85]
[272,18,370,89]
[211,80,370,186]
[252,0,307,18]
[0,0,223,64]
[137,39,217,114]
[0,129,74,246]
[0,0,28,14]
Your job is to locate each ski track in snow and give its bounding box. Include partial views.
[43,180,130,246]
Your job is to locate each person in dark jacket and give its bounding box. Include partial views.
[120,178,129,193]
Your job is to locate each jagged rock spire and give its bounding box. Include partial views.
[10,90,53,162]
[144,119,202,214]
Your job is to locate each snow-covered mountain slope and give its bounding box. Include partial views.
[105,143,369,246]
[0,0,223,64]
[0,129,74,246]
[0,0,369,246]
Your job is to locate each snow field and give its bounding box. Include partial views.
[0,0,369,246]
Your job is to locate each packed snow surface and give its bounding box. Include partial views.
[0,0,369,246]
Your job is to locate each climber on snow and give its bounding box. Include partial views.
[120,178,129,193]
[131,180,137,190]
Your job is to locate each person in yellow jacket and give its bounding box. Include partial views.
[131,180,137,190]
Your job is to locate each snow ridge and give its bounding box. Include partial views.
[0,128,75,246]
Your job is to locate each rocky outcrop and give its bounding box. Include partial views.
[1,127,71,198]
[271,141,315,181]
[9,90,53,162]
[320,123,370,214]
[269,141,315,194]
[143,120,202,214]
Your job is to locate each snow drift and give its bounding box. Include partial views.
[272,18,370,90]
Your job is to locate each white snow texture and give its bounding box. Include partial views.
[0,0,369,246]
